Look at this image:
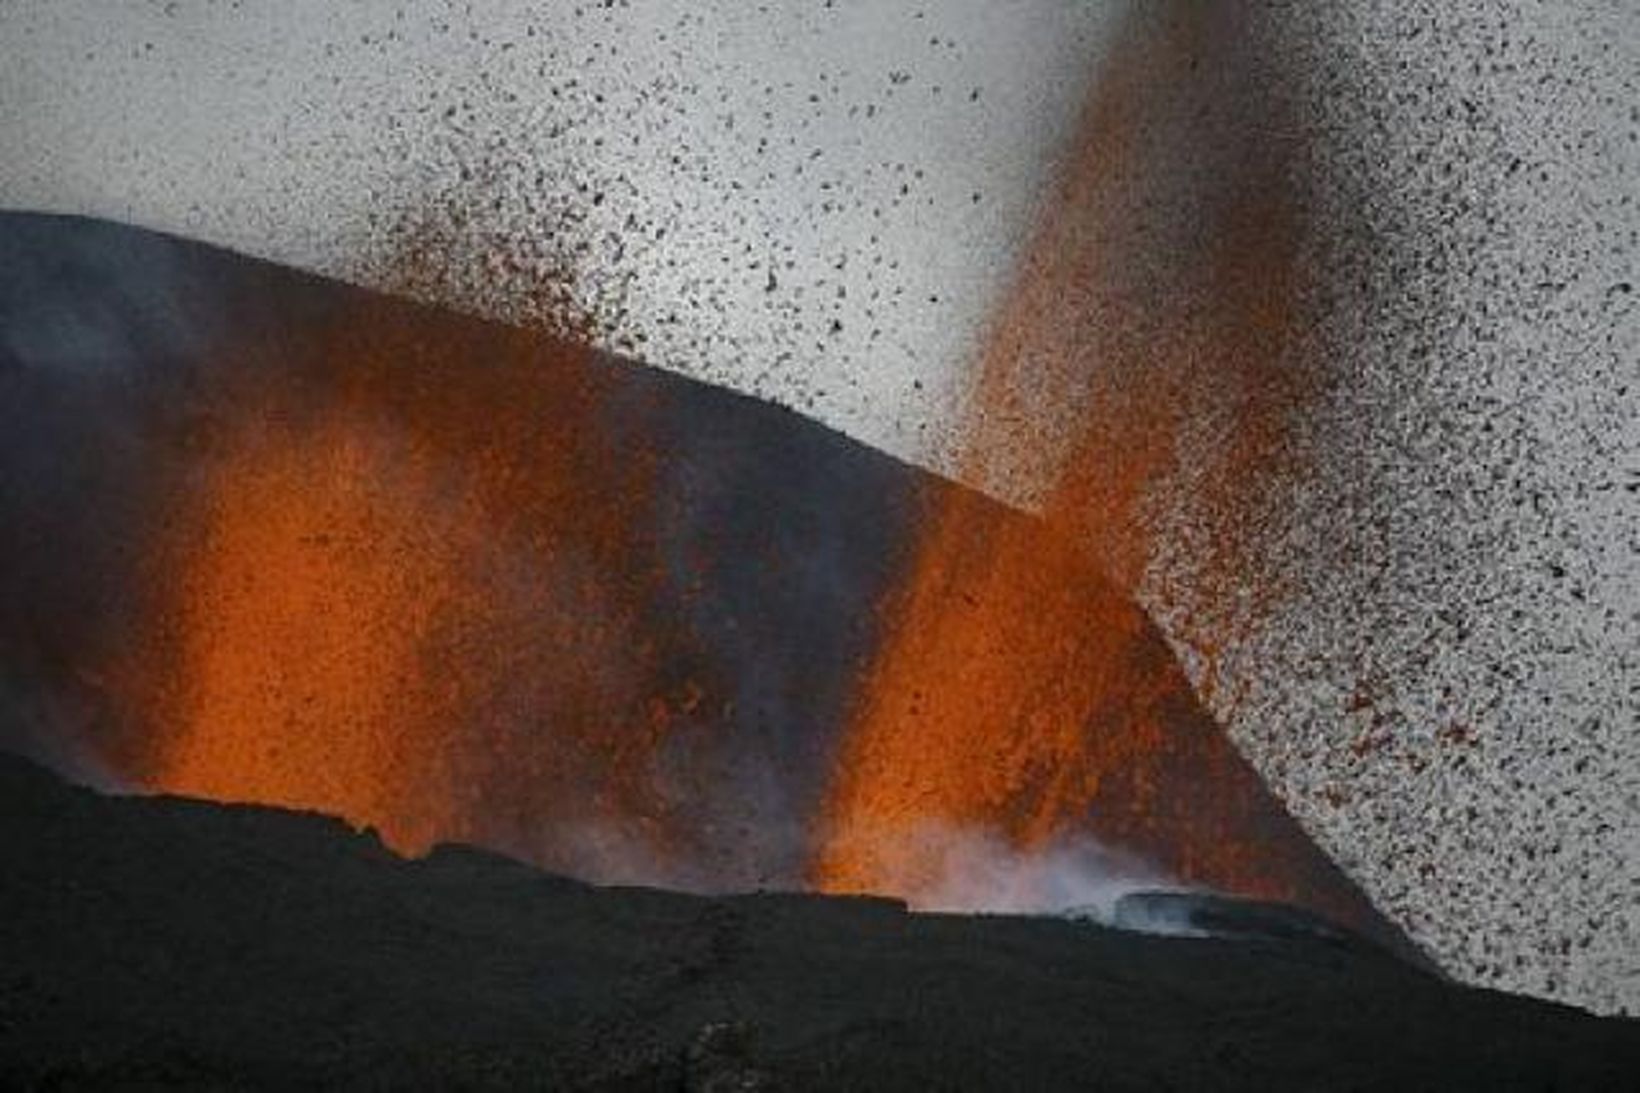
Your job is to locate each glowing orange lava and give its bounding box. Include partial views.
[140,415,476,849]
[813,497,1177,896]
[112,298,707,872]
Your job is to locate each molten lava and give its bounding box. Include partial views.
[812,498,1177,896]
[138,415,480,850]
[111,300,718,876]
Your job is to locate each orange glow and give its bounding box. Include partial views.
[815,5,1327,914]
[813,497,1176,895]
[110,297,712,872]
[142,416,476,849]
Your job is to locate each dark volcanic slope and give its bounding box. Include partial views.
[0,211,1405,950]
[2,754,1636,1092]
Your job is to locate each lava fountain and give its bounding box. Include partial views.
[814,3,1344,921]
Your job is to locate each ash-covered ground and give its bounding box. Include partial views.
[4,750,1638,1091]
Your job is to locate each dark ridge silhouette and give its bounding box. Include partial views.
[3,751,1636,1090]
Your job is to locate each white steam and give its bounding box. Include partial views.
[864,822,1206,934]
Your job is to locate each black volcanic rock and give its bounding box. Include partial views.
[3,752,1637,1091]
